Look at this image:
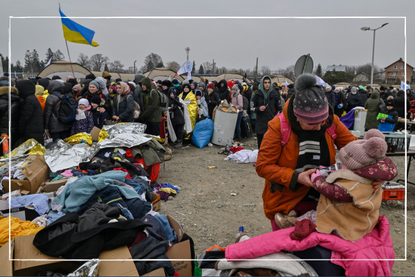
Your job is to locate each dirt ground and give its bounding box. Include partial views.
[157,135,415,276]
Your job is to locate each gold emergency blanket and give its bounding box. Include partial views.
[64,133,93,146]
[179,91,197,140]
[0,139,45,166]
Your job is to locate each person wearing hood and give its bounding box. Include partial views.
[256,74,361,231]
[161,80,172,97]
[112,81,135,123]
[35,85,46,114]
[393,90,410,119]
[168,88,185,148]
[70,98,94,136]
[195,89,208,121]
[378,99,398,132]
[90,95,109,129]
[72,84,82,99]
[179,82,198,139]
[37,78,50,101]
[171,79,182,96]
[78,79,91,99]
[102,71,112,86]
[231,84,244,140]
[217,79,230,103]
[198,82,206,96]
[333,87,347,118]
[252,75,280,149]
[345,87,362,112]
[43,80,72,141]
[286,84,295,99]
[0,79,21,153]
[16,80,44,145]
[134,73,145,101]
[364,90,385,130]
[205,82,220,118]
[138,77,162,135]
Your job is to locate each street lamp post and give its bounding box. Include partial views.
[133,60,137,74]
[361,23,388,88]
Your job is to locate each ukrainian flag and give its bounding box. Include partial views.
[59,8,99,47]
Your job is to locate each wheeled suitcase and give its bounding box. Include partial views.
[240,116,252,138]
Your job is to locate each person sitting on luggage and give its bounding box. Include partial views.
[90,95,109,129]
[168,88,185,148]
[195,89,208,121]
[70,98,94,136]
[275,129,397,241]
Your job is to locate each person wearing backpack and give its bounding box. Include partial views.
[44,80,72,142]
[112,81,135,123]
[15,80,44,146]
[256,74,360,232]
[138,77,162,136]
[70,98,94,136]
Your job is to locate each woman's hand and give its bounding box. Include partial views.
[372,180,383,194]
[112,115,119,120]
[99,107,106,113]
[297,169,317,188]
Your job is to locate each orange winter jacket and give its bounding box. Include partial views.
[256,100,358,220]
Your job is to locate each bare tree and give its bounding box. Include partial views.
[109,60,124,72]
[202,61,213,74]
[53,50,65,61]
[218,66,228,74]
[141,53,163,72]
[165,61,180,72]
[77,53,90,69]
[90,54,109,71]
[260,65,272,76]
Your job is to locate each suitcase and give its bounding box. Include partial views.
[240,116,252,138]
[292,245,345,276]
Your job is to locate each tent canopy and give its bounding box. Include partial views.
[37,61,92,79]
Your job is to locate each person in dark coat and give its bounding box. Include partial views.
[112,82,135,122]
[379,86,388,102]
[0,79,21,152]
[15,80,44,145]
[325,85,335,109]
[252,75,280,149]
[138,78,162,136]
[90,95,109,129]
[205,82,220,119]
[286,83,295,99]
[364,90,384,130]
[44,80,72,141]
[161,80,172,97]
[333,87,347,118]
[346,87,363,112]
[358,87,369,106]
[168,88,185,148]
[217,79,230,103]
[378,99,399,132]
[393,90,410,118]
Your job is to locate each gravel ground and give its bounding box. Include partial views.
[157,135,415,276]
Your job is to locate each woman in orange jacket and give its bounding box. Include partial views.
[256,74,363,231]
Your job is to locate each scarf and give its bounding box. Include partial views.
[76,109,87,120]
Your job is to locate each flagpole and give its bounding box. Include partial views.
[59,3,75,78]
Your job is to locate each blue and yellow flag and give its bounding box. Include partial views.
[59,8,99,47]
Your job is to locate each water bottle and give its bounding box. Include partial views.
[235,226,244,239]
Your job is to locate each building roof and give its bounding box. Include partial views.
[326,65,346,72]
[384,58,414,70]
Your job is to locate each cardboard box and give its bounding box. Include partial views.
[36,178,68,195]
[2,235,139,276]
[3,155,50,194]
[0,240,13,276]
[143,268,165,276]
[91,126,101,142]
[151,192,161,212]
[165,215,192,277]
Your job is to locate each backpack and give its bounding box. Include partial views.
[149,89,169,111]
[127,94,141,119]
[277,113,337,146]
[53,94,77,124]
[242,95,249,110]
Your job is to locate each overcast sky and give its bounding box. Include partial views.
[0,0,413,73]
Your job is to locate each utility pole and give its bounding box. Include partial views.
[185,47,190,61]
[133,60,137,74]
[255,57,258,80]
[212,59,215,75]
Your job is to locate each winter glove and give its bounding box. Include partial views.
[337,103,343,109]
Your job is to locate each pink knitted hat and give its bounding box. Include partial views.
[338,129,387,170]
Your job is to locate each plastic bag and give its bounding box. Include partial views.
[68,259,100,276]
[43,130,53,146]
[191,118,214,149]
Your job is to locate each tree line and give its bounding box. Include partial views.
[0,50,384,83]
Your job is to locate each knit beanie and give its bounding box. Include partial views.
[90,95,102,105]
[115,78,122,83]
[338,129,387,170]
[78,98,89,107]
[207,83,215,90]
[85,73,96,80]
[52,75,61,80]
[227,80,235,90]
[73,84,82,91]
[162,80,172,87]
[89,80,100,90]
[293,74,329,124]
[198,82,205,89]
[231,84,239,93]
[386,99,394,106]
[172,79,179,85]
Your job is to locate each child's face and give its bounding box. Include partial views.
[196,95,201,100]
[91,103,98,109]
[386,105,393,110]
[78,104,86,110]
[170,92,175,98]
